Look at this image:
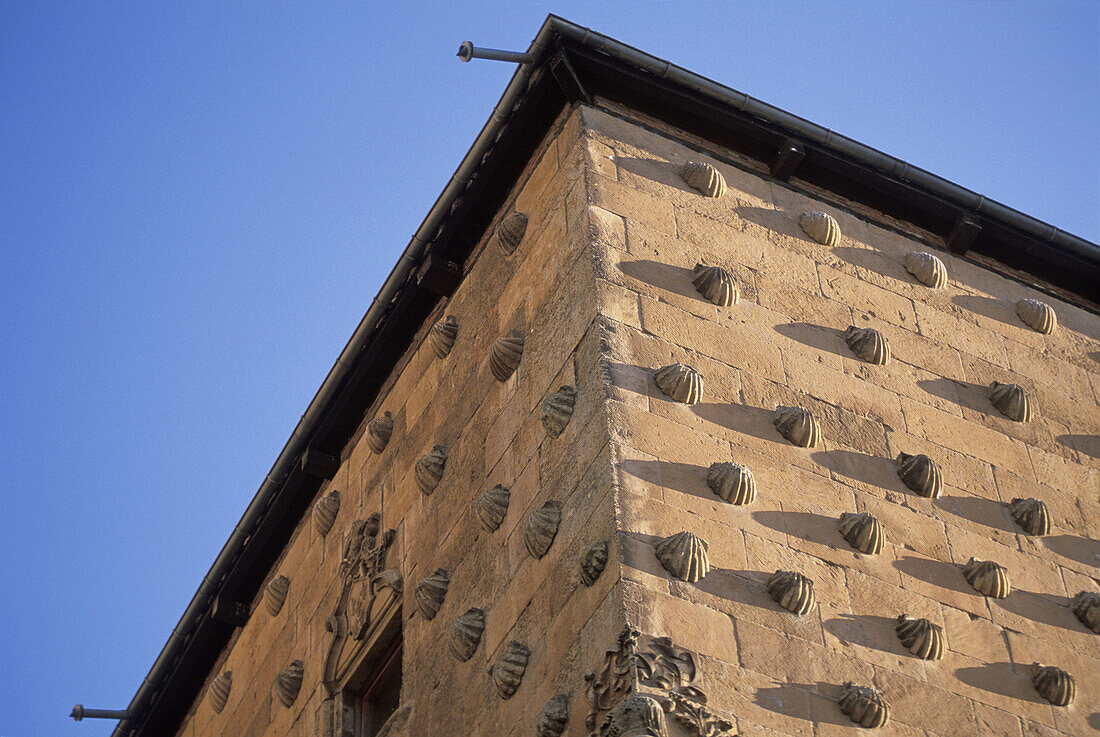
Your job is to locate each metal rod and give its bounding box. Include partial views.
[457,41,534,64]
[71,705,131,722]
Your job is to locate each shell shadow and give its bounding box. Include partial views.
[753,682,849,726]
[616,155,695,194]
[952,294,1023,331]
[916,377,995,417]
[823,613,903,657]
[893,555,974,597]
[619,457,713,502]
[1041,534,1100,568]
[617,259,704,302]
[737,206,803,240]
[812,448,902,495]
[752,509,841,549]
[773,322,850,360]
[995,587,1091,634]
[954,662,1044,703]
[936,494,1017,534]
[692,401,785,445]
[1057,433,1100,460]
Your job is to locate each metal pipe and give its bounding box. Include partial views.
[72,706,131,722]
[457,41,534,64]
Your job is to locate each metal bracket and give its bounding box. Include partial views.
[416,253,462,296]
[770,138,805,180]
[947,211,982,254]
[301,448,340,480]
[550,50,592,105]
[211,596,250,627]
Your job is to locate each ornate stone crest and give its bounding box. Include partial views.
[322,512,401,694]
[584,626,734,737]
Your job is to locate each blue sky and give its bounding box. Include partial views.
[0,3,1096,735]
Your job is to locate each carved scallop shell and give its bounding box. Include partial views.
[800,211,841,246]
[603,694,668,737]
[706,461,756,505]
[655,531,710,583]
[962,557,1011,598]
[1016,298,1057,334]
[490,329,525,382]
[838,512,883,555]
[692,263,738,306]
[1009,497,1050,536]
[536,694,570,737]
[540,385,577,438]
[448,608,485,662]
[989,381,1034,422]
[367,411,394,454]
[654,363,703,405]
[903,251,947,288]
[838,682,890,728]
[681,160,727,198]
[428,315,459,359]
[767,570,816,615]
[273,660,304,708]
[495,212,528,256]
[580,540,610,587]
[1072,591,1100,633]
[1031,663,1075,706]
[524,501,562,559]
[895,615,944,660]
[844,326,890,365]
[488,641,530,699]
[313,490,340,536]
[415,444,448,495]
[264,575,290,617]
[208,671,232,713]
[773,405,821,447]
[414,568,450,620]
[895,452,942,498]
[475,484,511,532]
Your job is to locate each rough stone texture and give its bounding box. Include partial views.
[173,103,1098,737]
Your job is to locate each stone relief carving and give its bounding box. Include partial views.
[414,568,450,621]
[799,211,841,246]
[772,405,821,447]
[837,682,890,728]
[449,607,486,662]
[895,615,944,661]
[844,325,890,365]
[525,501,563,559]
[895,452,942,498]
[989,381,1034,422]
[767,570,816,615]
[488,641,530,699]
[475,484,511,532]
[1071,591,1100,633]
[536,694,571,737]
[414,444,448,495]
[1031,663,1075,706]
[680,161,727,198]
[322,513,401,693]
[903,251,947,288]
[274,660,304,708]
[264,575,290,617]
[495,211,529,256]
[428,315,460,359]
[962,557,1011,598]
[654,531,710,583]
[584,627,733,737]
[367,411,394,455]
[705,461,756,505]
[581,540,610,587]
[1008,497,1050,536]
[313,490,341,536]
[654,363,703,405]
[208,671,231,714]
[691,263,737,306]
[541,385,577,438]
[838,512,883,555]
[490,329,526,382]
[1016,298,1056,334]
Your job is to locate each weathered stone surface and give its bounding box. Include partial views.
[1031,663,1075,706]
[580,540,609,586]
[837,682,890,728]
[488,641,529,699]
[844,325,890,365]
[535,694,570,737]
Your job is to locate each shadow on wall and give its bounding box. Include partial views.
[738,206,803,241]
[822,613,904,658]
[811,448,902,496]
[1042,534,1100,569]
[917,377,992,417]
[773,322,850,360]
[1057,433,1100,460]
[935,494,1017,534]
[617,259,704,302]
[893,555,977,597]
[831,246,911,283]
[753,681,850,727]
[619,457,712,502]
[952,294,1025,331]
[691,401,785,445]
[955,661,1046,703]
[616,155,692,193]
[994,587,1094,634]
[752,509,842,550]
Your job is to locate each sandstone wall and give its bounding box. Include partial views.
[584,104,1098,737]
[176,106,626,737]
